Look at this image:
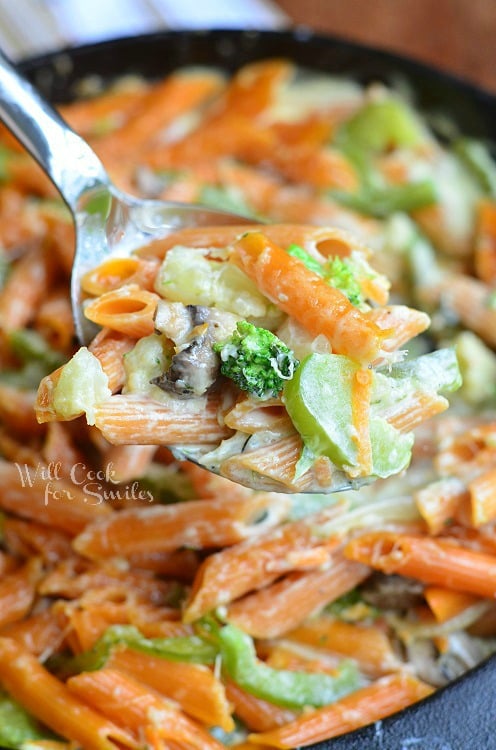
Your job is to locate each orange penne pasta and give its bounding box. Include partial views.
[224,397,294,436]
[137,223,367,263]
[474,199,496,285]
[39,558,173,603]
[436,273,496,347]
[217,59,292,117]
[231,231,387,363]
[424,586,481,624]
[34,366,64,424]
[0,426,42,466]
[41,421,87,479]
[0,638,137,750]
[101,443,157,483]
[88,327,137,392]
[345,531,496,598]
[0,459,112,534]
[226,548,370,638]
[257,144,359,191]
[2,153,56,197]
[61,601,142,652]
[220,433,325,492]
[0,244,55,330]
[184,505,344,622]
[368,305,430,353]
[249,673,433,748]
[468,467,496,527]
[128,548,200,581]
[0,382,45,437]
[81,256,160,296]
[0,608,66,657]
[35,287,75,352]
[37,205,76,274]
[83,284,159,338]
[3,516,73,564]
[106,648,234,731]
[73,493,289,559]
[263,641,344,673]
[0,551,17,577]
[225,681,297,733]
[0,186,43,249]
[414,477,469,534]
[180,462,256,501]
[92,392,233,445]
[381,389,449,433]
[285,617,402,677]
[97,69,224,158]
[0,557,43,629]
[67,668,225,750]
[59,85,149,136]
[145,61,291,169]
[434,421,496,479]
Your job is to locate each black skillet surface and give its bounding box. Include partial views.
[12,28,496,750]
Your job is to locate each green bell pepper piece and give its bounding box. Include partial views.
[337,98,424,153]
[218,623,361,709]
[454,137,496,197]
[284,350,461,480]
[0,329,67,391]
[330,179,437,218]
[369,416,414,478]
[50,624,218,677]
[284,353,360,469]
[286,244,325,276]
[0,692,57,748]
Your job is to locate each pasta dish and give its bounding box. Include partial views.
[0,57,495,749]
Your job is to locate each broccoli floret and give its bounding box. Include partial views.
[325,256,364,307]
[285,244,364,307]
[286,244,325,276]
[214,321,299,399]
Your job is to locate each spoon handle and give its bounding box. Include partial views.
[0,49,110,210]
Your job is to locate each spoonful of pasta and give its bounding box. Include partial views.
[0,51,461,494]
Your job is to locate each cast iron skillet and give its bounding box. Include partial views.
[11,28,496,750]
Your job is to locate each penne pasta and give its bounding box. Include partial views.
[0,244,55,330]
[0,458,112,534]
[0,637,137,750]
[225,681,298,733]
[0,557,43,629]
[92,393,233,446]
[67,668,226,750]
[248,673,433,747]
[106,648,234,731]
[73,493,290,559]
[226,548,370,638]
[184,505,345,622]
[231,231,387,364]
[285,617,402,677]
[83,284,159,339]
[345,532,496,598]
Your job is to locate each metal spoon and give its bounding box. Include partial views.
[0,50,249,344]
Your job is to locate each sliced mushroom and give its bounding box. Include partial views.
[152,303,239,398]
[360,572,425,611]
